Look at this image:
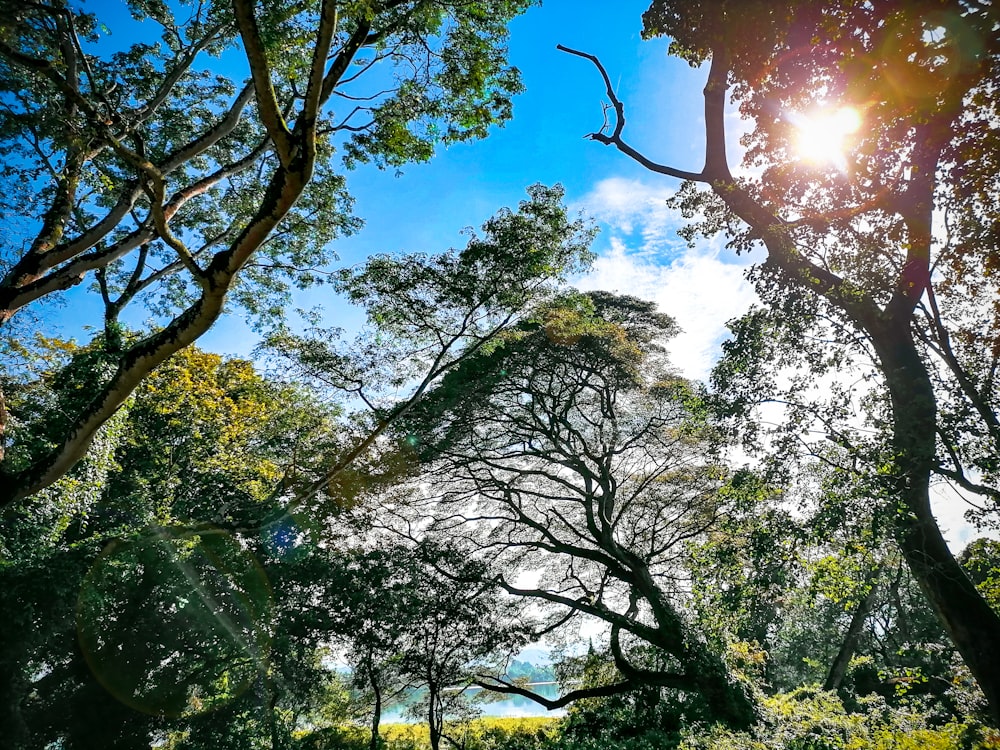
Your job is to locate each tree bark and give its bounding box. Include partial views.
[564,29,1000,728]
[824,576,879,692]
[368,662,382,750]
[427,681,441,750]
[872,322,1000,724]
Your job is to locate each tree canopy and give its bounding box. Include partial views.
[0,0,535,504]
[4,0,1000,747]
[376,292,757,728]
[563,0,1000,724]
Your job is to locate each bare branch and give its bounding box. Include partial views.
[557,45,703,182]
[473,676,651,710]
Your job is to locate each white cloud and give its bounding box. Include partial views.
[575,177,685,257]
[575,178,758,382]
[575,180,997,556]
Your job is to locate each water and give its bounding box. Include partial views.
[382,682,564,723]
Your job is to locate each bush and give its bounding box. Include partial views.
[677,689,992,750]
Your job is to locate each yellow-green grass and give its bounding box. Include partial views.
[380,716,560,745]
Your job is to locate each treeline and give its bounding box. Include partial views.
[503,661,555,685]
[3,283,999,748]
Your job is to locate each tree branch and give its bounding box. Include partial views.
[232,0,294,165]
[473,675,643,710]
[557,45,703,182]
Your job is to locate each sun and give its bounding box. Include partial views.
[791,106,862,171]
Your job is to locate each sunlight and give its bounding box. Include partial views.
[791,106,862,171]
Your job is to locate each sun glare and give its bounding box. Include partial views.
[792,106,862,171]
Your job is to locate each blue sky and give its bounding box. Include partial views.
[30,0,761,381]
[160,0,759,381]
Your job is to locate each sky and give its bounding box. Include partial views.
[191,0,761,383]
[33,0,759,382]
[30,0,978,548]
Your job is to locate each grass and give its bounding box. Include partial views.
[380,716,560,746]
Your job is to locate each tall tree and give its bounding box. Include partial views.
[321,543,525,750]
[263,183,594,518]
[0,0,535,504]
[563,0,1000,722]
[386,292,757,729]
[0,343,341,749]
[0,183,593,745]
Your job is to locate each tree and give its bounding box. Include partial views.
[321,546,419,750]
[0,0,535,505]
[386,292,757,728]
[321,543,525,750]
[562,0,1000,723]
[960,539,1000,612]
[0,180,593,746]
[262,182,594,519]
[394,545,526,750]
[0,344,343,749]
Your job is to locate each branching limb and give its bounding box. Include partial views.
[557,44,703,182]
[232,0,294,165]
[921,285,1000,450]
[133,21,228,126]
[319,16,374,105]
[473,675,642,710]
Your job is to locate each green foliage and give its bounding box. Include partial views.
[261,183,594,516]
[960,539,1000,612]
[76,528,273,718]
[0,179,597,747]
[0,343,349,748]
[298,724,376,750]
[598,0,1000,719]
[326,542,528,749]
[385,290,760,729]
[378,717,561,750]
[0,0,543,503]
[686,471,798,654]
[504,660,555,685]
[677,690,990,750]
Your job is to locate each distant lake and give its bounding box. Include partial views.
[382,682,564,723]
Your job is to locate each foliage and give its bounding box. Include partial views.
[504,660,555,685]
[960,539,1000,611]
[378,717,561,750]
[0,343,347,748]
[677,690,994,750]
[261,183,594,518]
[0,180,594,747]
[317,541,528,750]
[7,0,1000,744]
[0,0,537,504]
[565,0,1000,722]
[382,292,756,728]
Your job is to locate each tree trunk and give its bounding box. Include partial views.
[268,678,281,750]
[633,565,758,729]
[896,496,1000,723]
[0,667,28,749]
[824,576,879,692]
[427,682,441,750]
[876,324,1000,725]
[685,642,757,729]
[368,664,382,750]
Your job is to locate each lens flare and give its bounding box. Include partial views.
[77,528,273,717]
[791,106,862,172]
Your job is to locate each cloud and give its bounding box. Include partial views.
[575,177,686,258]
[930,482,1000,553]
[575,181,996,556]
[575,178,758,382]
